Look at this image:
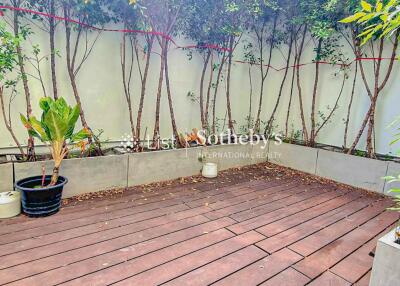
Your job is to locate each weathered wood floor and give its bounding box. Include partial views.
[0,163,396,286]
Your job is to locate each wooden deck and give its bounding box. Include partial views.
[0,163,397,286]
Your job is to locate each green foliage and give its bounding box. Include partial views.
[0,23,21,82]
[64,0,114,28]
[20,97,90,145]
[340,0,400,44]
[107,0,145,30]
[181,0,250,50]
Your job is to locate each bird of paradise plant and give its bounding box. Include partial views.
[20,97,91,186]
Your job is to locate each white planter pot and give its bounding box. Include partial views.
[370,227,400,286]
[0,191,21,219]
[202,163,218,178]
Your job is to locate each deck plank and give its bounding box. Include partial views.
[227,187,344,234]
[289,200,393,257]
[112,231,265,286]
[258,268,310,286]
[256,197,374,253]
[307,271,351,286]
[293,211,398,279]
[330,226,394,283]
[212,248,303,286]
[164,246,267,286]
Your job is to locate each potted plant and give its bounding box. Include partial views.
[16,97,90,217]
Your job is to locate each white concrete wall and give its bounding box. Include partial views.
[1,18,400,156]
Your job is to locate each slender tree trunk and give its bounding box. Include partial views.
[64,6,102,155]
[65,21,88,130]
[348,106,372,154]
[349,32,398,156]
[13,4,35,161]
[247,65,253,131]
[0,87,25,157]
[265,33,293,134]
[212,53,227,134]
[204,52,214,132]
[366,34,399,157]
[255,15,278,133]
[226,35,235,132]
[344,61,358,149]
[152,37,167,148]
[347,34,372,154]
[49,0,58,100]
[120,34,136,144]
[285,53,297,138]
[136,35,154,142]
[199,50,211,130]
[309,39,323,146]
[296,25,309,143]
[164,42,180,146]
[366,38,384,157]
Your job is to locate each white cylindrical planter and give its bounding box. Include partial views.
[0,191,21,219]
[202,163,218,178]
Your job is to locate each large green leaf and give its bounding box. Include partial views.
[20,114,32,130]
[361,1,372,12]
[39,97,52,112]
[65,104,81,139]
[30,116,48,141]
[54,97,70,121]
[339,12,366,23]
[44,109,68,141]
[71,128,91,142]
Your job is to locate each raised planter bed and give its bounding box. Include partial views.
[203,144,253,170]
[370,228,400,286]
[14,155,129,198]
[268,141,398,195]
[127,143,265,187]
[316,149,388,193]
[8,143,268,197]
[127,147,203,187]
[268,142,319,174]
[5,141,400,198]
[0,163,13,193]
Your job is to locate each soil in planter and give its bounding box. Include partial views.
[8,147,118,163]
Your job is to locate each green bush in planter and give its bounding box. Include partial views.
[20,97,91,186]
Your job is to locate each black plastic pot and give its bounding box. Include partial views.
[15,176,68,217]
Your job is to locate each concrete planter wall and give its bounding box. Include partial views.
[127,147,203,187]
[203,144,253,170]
[268,142,318,174]
[127,143,266,187]
[0,163,13,193]
[4,141,400,198]
[7,143,267,197]
[370,228,400,286]
[268,142,397,195]
[14,155,129,198]
[316,149,388,193]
